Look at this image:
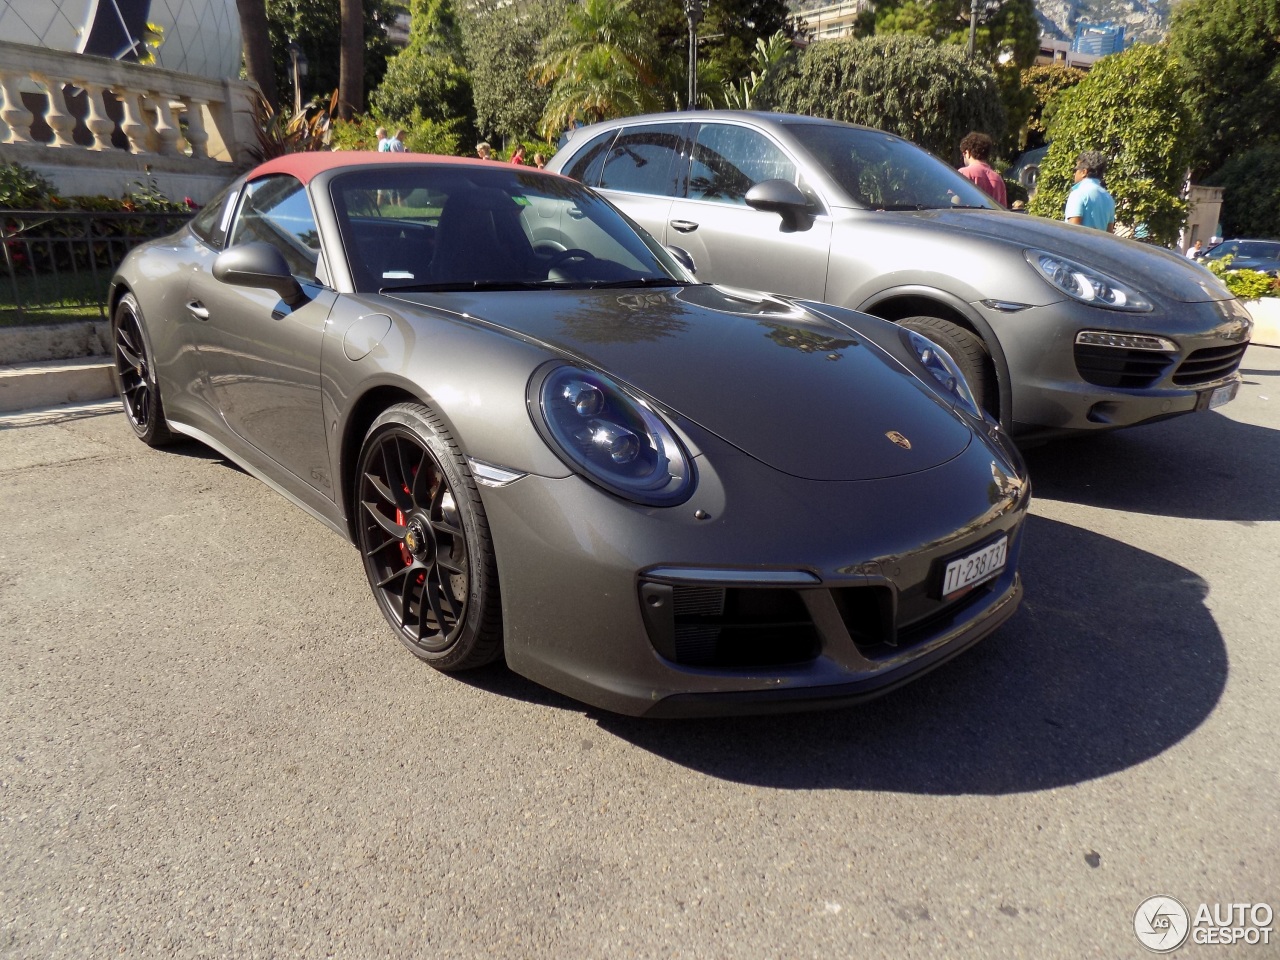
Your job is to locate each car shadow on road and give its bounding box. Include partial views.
[466,515,1227,795]
[1021,408,1280,522]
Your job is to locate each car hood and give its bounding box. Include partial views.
[388,284,973,481]
[891,209,1233,304]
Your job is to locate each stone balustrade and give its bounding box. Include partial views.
[0,41,258,204]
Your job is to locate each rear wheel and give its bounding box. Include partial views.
[354,403,503,671]
[112,293,173,447]
[899,315,997,418]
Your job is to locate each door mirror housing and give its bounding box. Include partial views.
[213,242,308,307]
[745,179,813,227]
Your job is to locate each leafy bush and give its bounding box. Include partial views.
[0,162,59,209]
[1206,256,1279,299]
[762,35,1005,160]
[328,110,464,156]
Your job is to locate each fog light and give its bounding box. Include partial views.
[1075,331,1176,351]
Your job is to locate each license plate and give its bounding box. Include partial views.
[942,536,1008,599]
[1207,382,1238,410]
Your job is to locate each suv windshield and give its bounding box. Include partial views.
[783,123,997,211]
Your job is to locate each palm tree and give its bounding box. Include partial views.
[534,0,665,139]
[235,0,278,109]
[339,0,364,119]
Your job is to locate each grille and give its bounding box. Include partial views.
[1074,343,1176,388]
[1172,343,1248,385]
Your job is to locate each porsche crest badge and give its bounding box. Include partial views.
[885,431,912,450]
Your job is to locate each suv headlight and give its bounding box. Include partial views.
[902,329,985,421]
[529,363,694,506]
[1026,250,1152,312]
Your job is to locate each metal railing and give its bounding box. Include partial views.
[1,209,192,323]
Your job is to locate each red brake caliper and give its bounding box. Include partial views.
[397,476,427,585]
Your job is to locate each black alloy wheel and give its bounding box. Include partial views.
[112,293,173,446]
[355,403,502,671]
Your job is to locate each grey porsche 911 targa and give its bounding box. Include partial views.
[109,152,1029,717]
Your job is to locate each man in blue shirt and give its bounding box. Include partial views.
[1064,151,1116,233]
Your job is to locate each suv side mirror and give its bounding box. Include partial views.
[213,242,308,307]
[745,179,813,227]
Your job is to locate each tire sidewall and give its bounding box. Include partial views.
[112,292,167,444]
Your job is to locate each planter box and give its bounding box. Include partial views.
[1245,297,1280,349]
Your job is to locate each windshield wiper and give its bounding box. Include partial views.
[581,277,697,289]
[379,280,555,293]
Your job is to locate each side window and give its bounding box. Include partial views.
[598,123,684,197]
[564,128,619,186]
[689,125,798,205]
[227,174,321,283]
[189,182,238,248]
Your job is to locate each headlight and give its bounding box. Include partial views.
[530,364,694,506]
[1025,250,1152,311]
[902,329,985,421]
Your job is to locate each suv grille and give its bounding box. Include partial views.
[1172,343,1248,385]
[1074,343,1176,389]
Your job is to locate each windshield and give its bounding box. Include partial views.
[783,122,998,211]
[329,165,689,293]
[1205,240,1280,262]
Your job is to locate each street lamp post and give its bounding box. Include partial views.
[684,0,704,109]
[287,40,308,116]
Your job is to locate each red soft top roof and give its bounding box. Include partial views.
[250,151,508,185]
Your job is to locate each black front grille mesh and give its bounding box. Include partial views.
[1173,343,1248,385]
[1074,343,1175,388]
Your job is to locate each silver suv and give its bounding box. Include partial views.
[548,111,1253,439]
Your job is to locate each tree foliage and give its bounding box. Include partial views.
[371,0,473,129]
[872,0,1040,69]
[1168,0,1280,177]
[265,0,395,114]
[763,35,1006,160]
[1019,64,1086,150]
[1205,144,1280,239]
[1028,44,1193,246]
[461,0,570,143]
[534,0,665,138]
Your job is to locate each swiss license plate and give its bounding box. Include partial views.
[1206,382,1239,410]
[942,536,1008,599]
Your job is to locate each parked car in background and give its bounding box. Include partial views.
[549,111,1254,440]
[1201,239,1280,276]
[108,153,1030,717]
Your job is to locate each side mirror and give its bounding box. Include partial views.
[745,179,813,227]
[213,242,308,307]
[666,245,696,276]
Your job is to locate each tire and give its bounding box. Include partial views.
[898,315,997,418]
[112,292,174,447]
[354,402,503,671]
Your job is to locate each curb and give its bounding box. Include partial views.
[0,357,117,413]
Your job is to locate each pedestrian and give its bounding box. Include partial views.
[1064,151,1116,233]
[476,141,493,160]
[510,144,526,165]
[957,132,1006,207]
[532,153,547,170]
[1186,239,1203,259]
[375,126,392,151]
[387,129,406,153]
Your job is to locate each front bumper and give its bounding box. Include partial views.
[477,426,1029,717]
[981,296,1253,437]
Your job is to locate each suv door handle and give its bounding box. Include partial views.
[669,219,699,233]
[186,300,210,320]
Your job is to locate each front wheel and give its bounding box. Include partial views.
[354,403,503,671]
[112,292,173,447]
[899,315,997,419]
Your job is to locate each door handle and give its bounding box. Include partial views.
[186,300,210,320]
[669,219,699,233]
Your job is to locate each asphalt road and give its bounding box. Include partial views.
[2,347,1278,960]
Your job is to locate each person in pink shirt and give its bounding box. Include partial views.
[957,132,1007,208]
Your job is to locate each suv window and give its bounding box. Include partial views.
[227,174,321,283]
[564,128,619,186]
[598,124,685,197]
[688,124,797,205]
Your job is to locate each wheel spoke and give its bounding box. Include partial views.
[116,340,143,371]
[376,565,409,590]
[362,499,406,539]
[364,471,397,507]
[411,447,434,507]
[435,549,465,576]
[422,574,449,634]
[381,441,413,512]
